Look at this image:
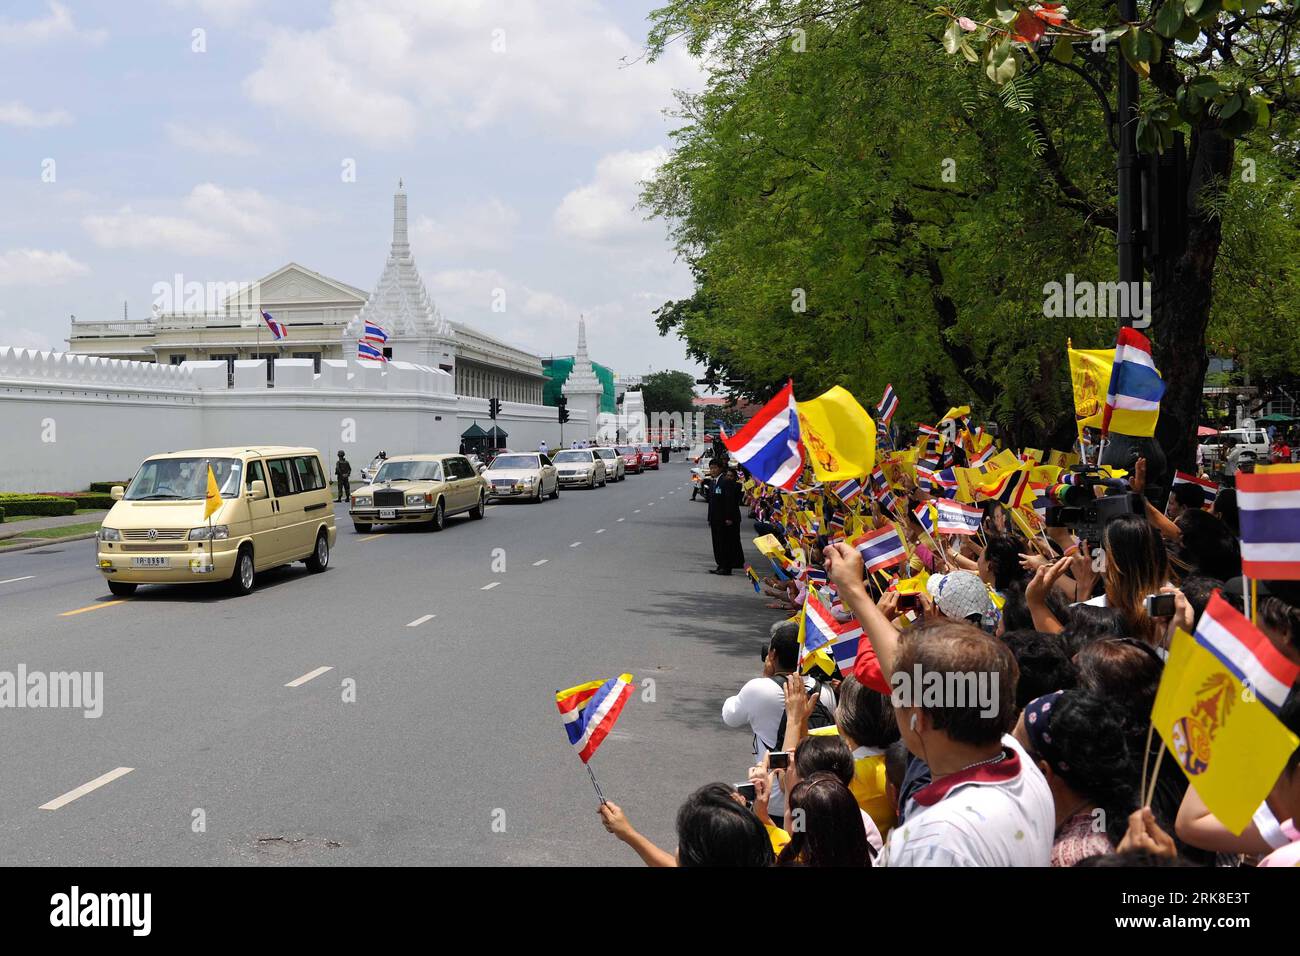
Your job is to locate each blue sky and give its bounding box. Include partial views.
[0,0,702,376]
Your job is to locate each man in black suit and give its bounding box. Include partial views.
[707,459,745,575]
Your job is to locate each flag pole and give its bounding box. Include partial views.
[585,762,607,806]
[1144,741,1167,809]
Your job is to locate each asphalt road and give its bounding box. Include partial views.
[0,461,775,866]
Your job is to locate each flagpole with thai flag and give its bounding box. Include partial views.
[721,379,804,490]
[555,673,634,805]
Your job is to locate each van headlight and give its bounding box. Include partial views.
[353,495,372,507]
[98,527,121,542]
[188,525,229,540]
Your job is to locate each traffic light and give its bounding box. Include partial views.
[557,396,569,424]
[489,397,500,420]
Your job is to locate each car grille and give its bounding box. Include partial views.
[121,543,188,553]
[373,490,405,508]
[121,529,187,541]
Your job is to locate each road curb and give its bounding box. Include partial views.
[0,531,98,553]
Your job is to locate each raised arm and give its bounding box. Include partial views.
[824,541,900,678]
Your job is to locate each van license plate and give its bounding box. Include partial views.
[130,557,168,568]
[379,509,396,519]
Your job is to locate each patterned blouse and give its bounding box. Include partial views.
[1053,811,1115,867]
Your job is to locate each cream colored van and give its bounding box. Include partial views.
[97,446,337,597]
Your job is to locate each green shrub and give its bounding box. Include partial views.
[88,481,129,494]
[0,506,5,523]
[0,494,77,517]
[70,493,115,510]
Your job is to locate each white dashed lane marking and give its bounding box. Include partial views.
[285,666,333,688]
[481,581,500,591]
[39,767,134,811]
[570,541,582,548]
[406,614,436,627]
[595,529,605,534]
[0,576,35,585]
[533,559,549,566]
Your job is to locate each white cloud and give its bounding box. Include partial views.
[412,198,519,258]
[0,100,73,128]
[242,0,699,145]
[81,184,312,257]
[165,0,261,21]
[554,147,667,243]
[0,1,105,45]
[0,249,89,287]
[165,122,259,157]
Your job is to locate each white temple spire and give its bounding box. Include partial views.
[392,180,410,258]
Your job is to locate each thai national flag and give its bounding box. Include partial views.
[877,384,899,425]
[1169,471,1219,513]
[363,321,389,345]
[913,501,936,536]
[832,478,863,505]
[930,467,960,498]
[357,340,387,362]
[261,310,287,340]
[1194,593,1299,714]
[1102,327,1166,437]
[851,526,907,572]
[1237,463,1300,580]
[555,673,635,763]
[935,500,983,535]
[801,590,861,657]
[721,379,804,490]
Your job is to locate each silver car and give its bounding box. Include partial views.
[552,449,607,488]
[593,447,625,482]
[482,452,558,502]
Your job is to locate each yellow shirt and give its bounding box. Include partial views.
[765,822,791,856]
[809,727,897,835]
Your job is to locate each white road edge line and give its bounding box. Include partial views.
[285,665,333,688]
[0,576,35,585]
[406,614,436,627]
[533,558,549,566]
[481,581,500,590]
[40,767,134,811]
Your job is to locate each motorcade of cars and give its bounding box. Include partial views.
[97,446,337,597]
[552,449,607,488]
[349,454,487,533]
[483,452,559,502]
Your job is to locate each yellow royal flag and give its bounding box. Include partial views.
[1068,343,1112,432]
[1151,629,1300,835]
[796,386,876,483]
[203,464,221,521]
[753,534,787,562]
[940,405,971,423]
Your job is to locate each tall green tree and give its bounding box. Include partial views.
[642,0,1300,463]
[639,369,699,415]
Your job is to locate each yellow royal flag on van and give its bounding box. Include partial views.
[203,464,221,520]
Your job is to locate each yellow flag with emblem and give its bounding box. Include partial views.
[1152,628,1300,835]
[795,386,877,483]
[203,464,221,520]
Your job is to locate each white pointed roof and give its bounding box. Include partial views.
[563,315,603,396]
[351,182,452,341]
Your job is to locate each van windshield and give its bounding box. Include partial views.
[125,457,242,500]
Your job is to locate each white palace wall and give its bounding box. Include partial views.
[0,349,590,491]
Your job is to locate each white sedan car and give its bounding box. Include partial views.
[593,447,626,482]
[552,449,607,488]
[482,452,558,502]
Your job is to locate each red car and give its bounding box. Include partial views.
[616,445,643,474]
[637,444,660,470]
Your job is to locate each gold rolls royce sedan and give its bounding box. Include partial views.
[349,453,487,533]
[96,446,337,597]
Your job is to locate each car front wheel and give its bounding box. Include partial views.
[229,547,255,596]
[429,500,445,531]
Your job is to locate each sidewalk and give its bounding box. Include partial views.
[0,509,108,542]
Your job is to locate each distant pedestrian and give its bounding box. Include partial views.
[708,459,745,575]
[539,439,549,456]
[335,451,352,502]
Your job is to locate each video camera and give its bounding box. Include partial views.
[1044,466,1144,545]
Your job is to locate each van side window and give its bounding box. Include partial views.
[266,458,295,497]
[246,460,266,491]
[293,456,325,492]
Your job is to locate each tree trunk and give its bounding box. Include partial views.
[1151,127,1234,479]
